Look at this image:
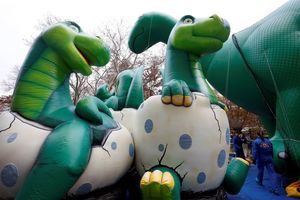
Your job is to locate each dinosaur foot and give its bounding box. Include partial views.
[286,180,300,198]
[161,79,193,107]
[140,170,176,200]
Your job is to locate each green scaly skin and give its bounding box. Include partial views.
[128,13,249,199]
[96,66,144,110]
[201,0,300,194]
[11,22,114,199]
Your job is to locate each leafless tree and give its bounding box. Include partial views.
[218,95,262,132]
[94,20,165,100]
[1,15,165,104]
[0,14,264,138]
[1,65,21,93]
[0,95,12,111]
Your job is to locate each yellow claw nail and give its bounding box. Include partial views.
[236,157,250,166]
[286,181,300,197]
[162,172,175,190]
[140,171,151,187]
[150,170,163,184]
[184,96,193,107]
[172,95,184,106]
[162,96,171,104]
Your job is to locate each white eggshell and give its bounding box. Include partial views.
[0,111,133,198]
[111,108,137,133]
[68,124,134,195]
[133,93,230,192]
[0,111,51,198]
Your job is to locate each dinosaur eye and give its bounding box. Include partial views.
[183,18,193,24]
[69,24,80,33]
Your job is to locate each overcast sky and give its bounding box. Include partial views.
[0,0,288,95]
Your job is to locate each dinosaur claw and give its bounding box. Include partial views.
[150,170,163,183]
[140,170,175,199]
[162,96,172,104]
[172,95,184,106]
[184,96,193,107]
[141,171,151,186]
[162,79,193,107]
[161,172,175,190]
[286,180,300,198]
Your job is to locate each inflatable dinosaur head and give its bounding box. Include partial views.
[170,14,230,56]
[42,21,110,75]
[128,12,230,56]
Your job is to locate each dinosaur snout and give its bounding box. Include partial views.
[222,19,230,31]
[210,14,230,31]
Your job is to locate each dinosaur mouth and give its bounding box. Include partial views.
[191,33,226,43]
[76,46,91,65]
[74,45,93,75]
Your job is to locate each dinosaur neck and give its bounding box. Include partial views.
[164,45,203,92]
[12,47,73,122]
[164,45,220,103]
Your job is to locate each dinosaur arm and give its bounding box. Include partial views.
[95,83,113,101]
[105,96,119,111]
[223,158,249,194]
[37,105,78,127]
[75,96,112,125]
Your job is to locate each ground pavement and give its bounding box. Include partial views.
[227,165,297,200]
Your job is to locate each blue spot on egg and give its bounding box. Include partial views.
[179,134,192,149]
[226,128,230,145]
[144,119,153,134]
[197,172,206,184]
[129,143,134,158]
[76,183,92,195]
[1,163,18,187]
[218,150,226,168]
[7,133,18,143]
[158,144,164,152]
[111,142,117,150]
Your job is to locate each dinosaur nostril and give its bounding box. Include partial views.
[222,19,230,30]
[96,36,101,40]
[209,14,221,22]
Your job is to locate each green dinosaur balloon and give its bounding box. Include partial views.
[5,21,126,199]
[201,0,300,197]
[128,13,249,199]
[129,13,229,108]
[96,66,144,111]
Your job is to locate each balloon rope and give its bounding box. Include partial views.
[232,34,276,119]
[263,51,294,139]
[225,45,231,98]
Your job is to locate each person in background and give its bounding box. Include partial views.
[252,128,279,195]
[233,132,246,159]
[245,130,253,158]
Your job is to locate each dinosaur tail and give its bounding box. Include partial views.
[128,12,176,54]
[125,66,144,109]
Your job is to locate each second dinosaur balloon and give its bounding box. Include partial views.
[128,12,249,200]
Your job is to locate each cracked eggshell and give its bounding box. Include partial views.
[68,123,134,195]
[133,93,230,193]
[110,108,137,133]
[0,111,133,198]
[0,111,50,198]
